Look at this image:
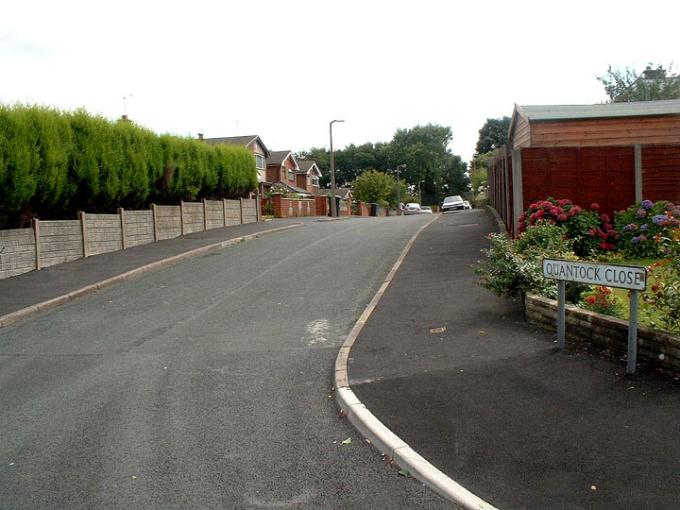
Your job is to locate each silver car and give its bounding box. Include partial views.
[441,195,465,212]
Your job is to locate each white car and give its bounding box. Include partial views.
[463,200,472,210]
[441,195,465,212]
[404,203,421,215]
[420,206,433,214]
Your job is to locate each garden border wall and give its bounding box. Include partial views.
[525,293,680,372]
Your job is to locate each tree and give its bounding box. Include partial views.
[475,117,510,155]
[441,155,469,197]
[390,124,453,205]
[352,170,398,207]
[598,63,680,103]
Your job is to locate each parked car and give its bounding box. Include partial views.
[404,203,421,215]
[420,206,433,214]
[441,195,465,212]
[463,200,472,210]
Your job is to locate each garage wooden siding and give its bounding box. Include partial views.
[530,116,680,148]
[521,147,635,216]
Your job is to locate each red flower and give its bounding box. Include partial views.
[557,213,568,222]
[590,203,600,211]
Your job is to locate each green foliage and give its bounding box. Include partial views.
[615,200,680,258]
[352,170,398,207]
[598,63,680,103]
[514,220,573,257]
[475,117,510,155]
[474,233,558,300]
[0,104,256,227]
[580,286,624,318]
[641,261,680,333]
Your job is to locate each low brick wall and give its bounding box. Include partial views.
[84,213,122,256]
[356,201,370,216]
[0,228,36,279]
[272,195,316,218]
[526,294,680,372]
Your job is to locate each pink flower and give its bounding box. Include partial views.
[590,203,600,211]
[557,213,568,222]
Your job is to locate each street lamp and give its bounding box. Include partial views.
[396,164,406,215]
[329,119,344,217]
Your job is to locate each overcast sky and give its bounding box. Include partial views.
[1,0,678,163]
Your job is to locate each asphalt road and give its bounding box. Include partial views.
[0,216,451,510]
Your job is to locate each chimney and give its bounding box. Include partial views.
[198,133,204,140]
[120,114,129,122]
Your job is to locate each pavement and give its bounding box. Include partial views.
[348,209,680,509]
[0,219,304,324]
[0,215,453,509]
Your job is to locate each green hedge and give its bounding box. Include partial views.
[0,104,257,227]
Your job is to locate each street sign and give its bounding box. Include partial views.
[543,259,646,291]
[542,258,647,374]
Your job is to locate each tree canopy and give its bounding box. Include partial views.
[299,123,469,205]
[475,117,510,155]
[598,63,680,103]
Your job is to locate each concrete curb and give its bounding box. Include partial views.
[334,214,499,510]
[485,205,508,236]
[0,223,304,328]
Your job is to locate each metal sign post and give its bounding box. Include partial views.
[542,259,647,375]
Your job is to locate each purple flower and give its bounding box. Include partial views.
[624,223,638,232]
[640,224,649,232]
[652,214,668,225]
[665,203,676,211]
[631,236,640,245]
[641,199,654,210]
[636,208,647,218]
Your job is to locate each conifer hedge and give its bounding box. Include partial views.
[0,104,257,228]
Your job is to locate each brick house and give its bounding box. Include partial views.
[265,150,310,195]
[295,160,322,195]
[200,134,270,194]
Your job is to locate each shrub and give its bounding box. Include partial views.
[0,104,257,227]
[519,197,617,256]
[642,261,680,334]
[615,199,680,258]
[474,233,558,300]
[579,286,624,318]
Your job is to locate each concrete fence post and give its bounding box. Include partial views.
[33,218,41,270]
[222,199,227,227]
[256,192,261,222]
[151,204,158,242]
[79,211,89,258]
[180,201,185,235]
[239,197,244,224]
[202,199,208,231]
[118,207,127,249]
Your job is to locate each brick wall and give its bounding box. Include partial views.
[526,294,680,373]
[124,210,154,248]
[0,228,36,279]
[271,195,316,218]
[84,213,122,256]
[356,202,370,216]
[39,220,83,268]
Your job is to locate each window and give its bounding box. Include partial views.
[287,168,294,181]
[255,154,265,169]
[312,176,319,186]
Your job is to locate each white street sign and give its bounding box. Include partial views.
[543,259,646,291]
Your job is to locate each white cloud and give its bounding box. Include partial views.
[1,0,678,162]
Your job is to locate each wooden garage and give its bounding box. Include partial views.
[488,99,680,236]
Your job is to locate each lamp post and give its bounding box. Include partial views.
[329,119,344,217]
[396,164,406,215]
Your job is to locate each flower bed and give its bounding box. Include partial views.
[477,197,680,336]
